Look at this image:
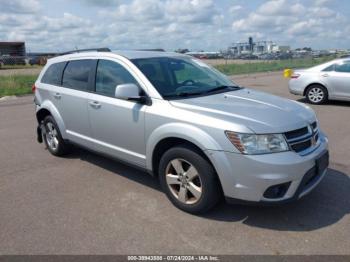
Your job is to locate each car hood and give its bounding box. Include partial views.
[169,88,316,133]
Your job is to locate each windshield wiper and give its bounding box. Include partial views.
[163,91,204,99]
[176,91,205,97]
[205,85,240,94]
[163,86,240,99]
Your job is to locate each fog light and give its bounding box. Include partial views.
[263,182,291,199]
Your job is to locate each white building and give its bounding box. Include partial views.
[272,45,291,53]
[228,37,290,56]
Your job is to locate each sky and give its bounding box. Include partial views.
[0,0,349,52]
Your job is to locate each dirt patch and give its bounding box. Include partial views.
[0,67,42,76]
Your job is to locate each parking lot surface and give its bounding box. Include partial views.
[0,72,349,255]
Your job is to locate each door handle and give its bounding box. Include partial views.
[322,74,329,77]
[89,101,101,109]
[53,93,61,99]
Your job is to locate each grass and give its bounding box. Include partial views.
[0,75,38,97]
[0,64,43,70]
[0,56,339,97]
[215,56,336,75]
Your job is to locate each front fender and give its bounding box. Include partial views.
[146,123,222,171]
[37,100,67,139]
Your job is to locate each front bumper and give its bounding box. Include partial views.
[207,132,329,203]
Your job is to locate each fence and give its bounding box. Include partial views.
[0,56,48,69]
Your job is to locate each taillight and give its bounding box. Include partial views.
[291,74,300,79]
[32,84,36,93]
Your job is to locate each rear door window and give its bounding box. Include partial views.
[41,62,66,86]
[62,60,94,91]
[322,64,335,72]
[335,62,350,73]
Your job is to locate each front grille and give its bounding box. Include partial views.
[285,122,319,154]
[291,140,312,152]
[285,127,309,140]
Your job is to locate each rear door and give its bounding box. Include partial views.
[39,61,67,112]
[87,59,147,167]
[321,61,350,98]
[332,62,350,98]
[58,59,96,146]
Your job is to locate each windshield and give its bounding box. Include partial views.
[132,56,240,99]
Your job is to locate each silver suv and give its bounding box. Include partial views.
[34,49,329,213]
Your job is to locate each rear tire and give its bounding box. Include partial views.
[158,145,221,214]
[306,85,328,104]
[43,115,70,156]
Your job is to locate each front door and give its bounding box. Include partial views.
[87,59,147,167]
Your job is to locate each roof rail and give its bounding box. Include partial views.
[135,49,165,52]
[60,48,111,56]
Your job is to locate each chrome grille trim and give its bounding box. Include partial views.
[288,130,319,145]
[285,122,319,155]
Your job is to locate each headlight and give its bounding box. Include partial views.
[225,131,289,155]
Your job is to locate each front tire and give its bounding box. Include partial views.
[306,85,328,104]
[158,145,221,214]
[43,115,70,156]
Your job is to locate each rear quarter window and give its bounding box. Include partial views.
[41,62,67,86]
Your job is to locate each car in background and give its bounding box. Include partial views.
[29,56,41,65]
[29,56,48,66]
[239,54,258,60]
[289,58,350,104]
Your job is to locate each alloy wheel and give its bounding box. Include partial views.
[308,87,324,103]
[165,159,202,204]
[45,122,59,151]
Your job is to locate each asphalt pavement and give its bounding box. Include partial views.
[0,72,349,255]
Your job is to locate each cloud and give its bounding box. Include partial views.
[314,0,331,6]
[309,6,335,18]
[0,0,349,51]
[104,0,218,24]
[164,0,218,24]
[257,0,305,16]
[113,0,165,22]
[0,0,40,14]
[232,0,349,47]
[229,5,243,14]
[81,0,120,6]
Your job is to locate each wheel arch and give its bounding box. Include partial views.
[151,137,212,176]
[303,83,328,96]
[36,101,67,139]
[36,108,51,123]
[146,123,222,175]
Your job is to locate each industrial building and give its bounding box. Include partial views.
[228,37,290,56]
[0,42,26,66]
[0,42,26,56]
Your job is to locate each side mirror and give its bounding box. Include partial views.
[115,83,149,104]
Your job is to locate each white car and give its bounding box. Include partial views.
[289,58,350,104]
